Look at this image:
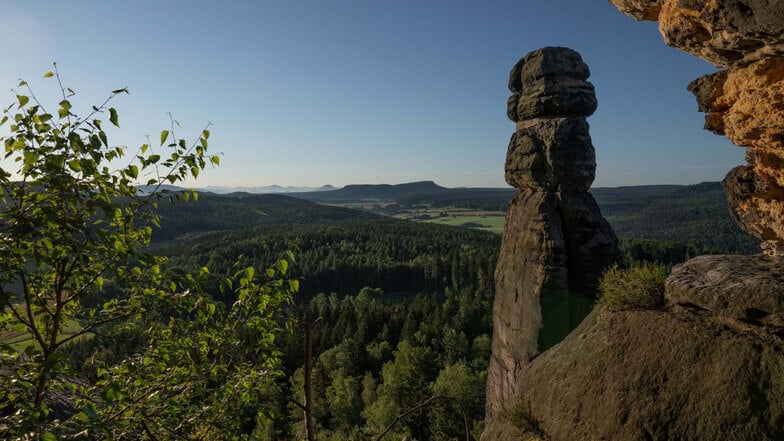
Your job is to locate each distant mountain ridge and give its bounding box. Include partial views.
[289,180,516,207]
[292,180,446,202]
[197,184,336,194]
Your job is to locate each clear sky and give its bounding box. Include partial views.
[0,0,744,189]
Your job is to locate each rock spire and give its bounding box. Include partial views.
[482,47,623,440]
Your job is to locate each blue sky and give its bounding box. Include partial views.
[0,0,743,188]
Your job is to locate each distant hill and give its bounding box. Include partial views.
[196,184,336,194]
[151,192,376,241]
[290,179,757,254]
[291,180,447,202]
[290,180,516,210]
[136,184,188,194]
[591,181,759,254]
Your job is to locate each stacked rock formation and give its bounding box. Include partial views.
[609,0,784,256]
[478,4,784,440]
[482,47,623,440]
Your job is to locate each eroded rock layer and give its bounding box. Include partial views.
[483,47,623,440]
[608,0,784,255]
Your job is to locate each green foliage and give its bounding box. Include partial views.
[280,286,491,440]
[503,401,546,439]
[599,263,669,311]
[619,237,699,265]
[363,341,439,438]
[429,362,486,440]
[0,68,295,440]
[92,254,298,439]
[593,183,760,255]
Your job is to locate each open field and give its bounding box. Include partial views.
[1,319,84,351]
[421,213,506,234]
[326,202,509,234]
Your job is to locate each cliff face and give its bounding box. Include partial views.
[482,47,623,440]
[609,0,784,256]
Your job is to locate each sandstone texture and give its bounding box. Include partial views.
[611,0,784,67]
[483,47,623,440]
[499,256,784,441]
[666,254,784,330]
[608,0,784,255]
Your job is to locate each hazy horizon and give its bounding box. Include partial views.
[196,178,721,192]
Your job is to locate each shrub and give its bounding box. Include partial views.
[503,401,546,439]
[599,263,669,311]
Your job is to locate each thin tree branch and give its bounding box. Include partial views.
[303,315,323,441]
[54,312,134,349]
[375,394,472,441]
[141,420,159,441]
[288,398,306,412]
[20,274,45,350]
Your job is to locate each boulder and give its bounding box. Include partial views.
[507,47,597,121]
[500,254,784,441]
[666,254,784,329]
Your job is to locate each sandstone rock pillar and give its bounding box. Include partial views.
[482,47,623,439]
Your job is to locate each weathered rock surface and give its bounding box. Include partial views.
[507,49,597,123]
[500,256,784,441]
[666,254,784,330]
[612,0,784,67]
[723,166,784,256]
[505,118,596,192]
[608,0,784,256]
[559,193,624,293]
[483,47,623,440]
[610,0,662,21]
[486,190,567,422]
[687,56,784,255]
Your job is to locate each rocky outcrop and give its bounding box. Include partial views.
[504,257,784,441]
[483,47,623,440]
[608,0,784,255]
[666,254,784,331]
[494,4,784,440]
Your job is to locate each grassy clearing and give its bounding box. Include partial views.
[423,214,505,234]
[1,319,85,351]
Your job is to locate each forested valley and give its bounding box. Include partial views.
[59,184,755,440]
[2,126,757,439]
